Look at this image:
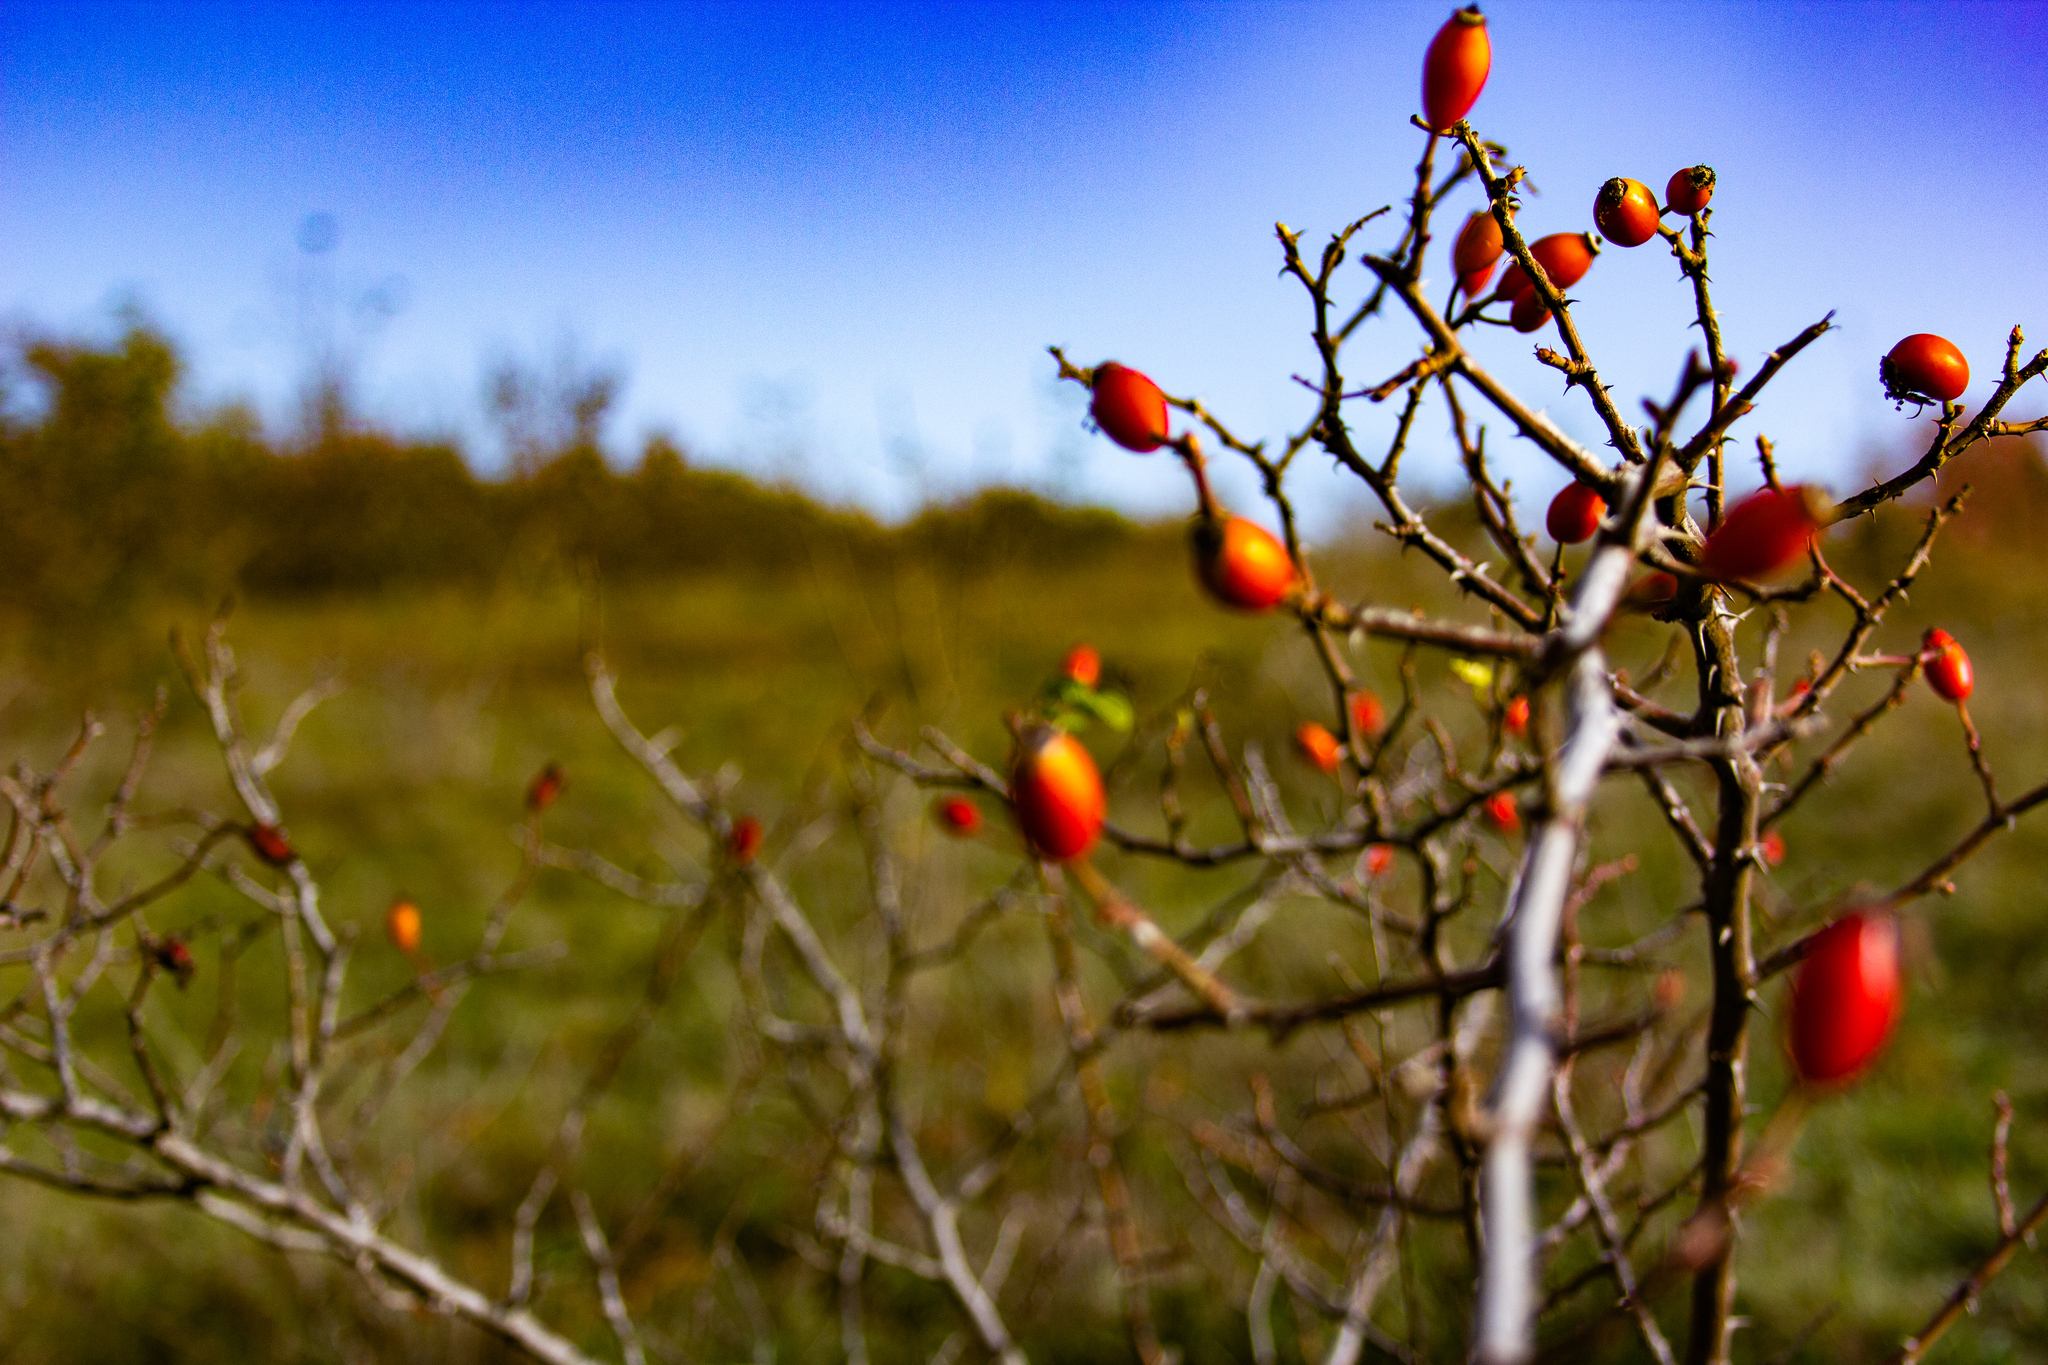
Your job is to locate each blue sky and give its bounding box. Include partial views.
[4,1,2043,531]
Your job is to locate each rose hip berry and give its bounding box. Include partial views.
[527,762,564,814]
[1509,288,1551,334]
[1295,721,1343,775]
[1193,515,1296,612]
[1090,362,1171,452]
[247,822,295,868]
[728,815,764,865]
[1921,628,1973,703]
[1351,691,1387,738]
[1545,481,1605,543]
[1880,334,1970,405]
[387,899,423,954]
[1062,643,1102,689]
[1665,165,1715,215]
[1421,7,1491,132]
[1697,485,1829,582]
[1759,829,1786,868]
[1788,911,1902,1087]
[1503,695,1530,738]
[934,796,982,837]
[1453,210,1505,297]
[1493,232,1599,299]
[1626,571,1679,607]
[1594,177,1660,247]
[1483,790,1520,833]
[1011,723,1107,861]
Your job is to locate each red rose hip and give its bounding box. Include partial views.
[1090,362,1171,452]
[386,899,423,954]
[1665,165,1715,215]
[247,821,295,868]
[1062,643,1101,689]
[728,815,764,865]
[1503,695,1530,738]
[1294,721,1343,774]
[1759,829,1786,867]
[1011,723,1106,861]
[1880,334,1969,404]
[527,762,564,814]
[1421,7,1490,132]
[1492,232,1599,300]
[1483,790,1519,832]
[1697,485,1829,582]
[1625,571,1679,608]
[1788,911,1902,1086]
[1509,288,1550,334]
[1545,481,1606,543]
[934,796,983,837]
[1350,691,1387,738]
[1193,515,1296,612]
[1594,177,1660,247]
[1452,210,1504,297]
[1921,628,1973,702]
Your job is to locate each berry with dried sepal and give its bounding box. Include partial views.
[1788,910,1902,1086]
[728,815,764,865]
[1452,209,1504,298]
[934,796,982,837]
[1545,481,1605,543]
[1295,721,1343,775]
[1921,628,1973,703]
[1594,177,1660,247]
[1350,691,1387,739]
[527,762,564,814]
[1090,362,1171,452]
[1062,643,1101,689]
[1193,515,1296,612]
[1698,485,1829,582]
[1665,165,1715,215]
[387,899,423,954]
[1483,790,1520,833]
[1011,722,1106,861]
[1880,334,1970,405]
[247,821,295,868]
[1421,6,1491,132]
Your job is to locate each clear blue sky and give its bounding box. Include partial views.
[4,1,2043,530]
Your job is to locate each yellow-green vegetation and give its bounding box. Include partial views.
[5,324,2048,1362]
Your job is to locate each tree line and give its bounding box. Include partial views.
[0,323,1166,624]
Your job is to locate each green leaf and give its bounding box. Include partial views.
[1072,688,1135,733]
[1448,658,1495,703]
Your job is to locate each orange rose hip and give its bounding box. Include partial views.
[1090,362,1171,452]
[386,899,423,954]
[1193,515,1295,612]
[1421,7,1491,132]
[1665,165,1715,215]
[1294,721,1343,774]
[1011,723,1107,861]
[1594,177,1660,247]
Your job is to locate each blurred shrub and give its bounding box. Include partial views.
[0,322,1175,624]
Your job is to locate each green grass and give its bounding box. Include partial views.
[5,502,2048,1363]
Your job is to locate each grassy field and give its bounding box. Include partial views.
[5,472,2048,1363]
